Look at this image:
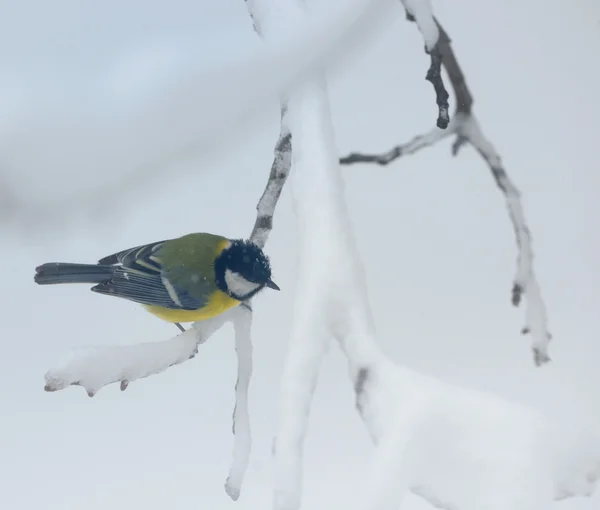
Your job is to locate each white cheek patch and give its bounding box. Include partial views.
[224,269,261,297]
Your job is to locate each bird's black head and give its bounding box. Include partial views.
[214,239,280,301]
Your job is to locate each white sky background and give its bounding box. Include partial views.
[0,0,599,509]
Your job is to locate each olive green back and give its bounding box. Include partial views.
[158,232,230,300]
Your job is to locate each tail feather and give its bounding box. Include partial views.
[34,262,114,285]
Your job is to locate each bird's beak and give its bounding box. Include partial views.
[266,278,280,291]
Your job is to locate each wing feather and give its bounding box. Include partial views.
[93,240,209,310]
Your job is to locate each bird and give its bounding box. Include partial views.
[34,232,280,332]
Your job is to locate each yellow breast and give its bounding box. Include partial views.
[143,290,240,323]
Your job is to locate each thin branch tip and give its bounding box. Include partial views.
[403,6,451,128]
[426,50,450,129]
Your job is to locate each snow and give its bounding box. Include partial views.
[357,364,600,510]
[44,327,202,398]
[401,0,439,52]
[224,305,254,501]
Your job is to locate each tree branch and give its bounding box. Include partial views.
[249,103,292,249]
[339,15,552,366]
[340,123,452,165]
[401,1,450,129]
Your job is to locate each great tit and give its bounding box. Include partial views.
[34,232,280,331]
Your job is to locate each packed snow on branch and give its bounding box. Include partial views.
[357,365,600,510]
[224,305,254,501]
[43,309,235,397]
[400,0,439,51]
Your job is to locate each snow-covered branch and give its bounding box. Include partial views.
[356,364,600,510]
[43,311,232,397]
[224,304,254,501]
[44,327,201,398]
[339,15,552,366]
[249,104,292,249]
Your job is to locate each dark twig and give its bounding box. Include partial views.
[404,6,450,129]
[339,15,552,366]
[340,128,451,166]
[426,50,450,129]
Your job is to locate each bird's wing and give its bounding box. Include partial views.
[97,240,168,268]
[92,241,209,310]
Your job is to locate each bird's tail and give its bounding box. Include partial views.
[34,262,114,285]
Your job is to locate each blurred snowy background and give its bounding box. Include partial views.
[0,0,599,509]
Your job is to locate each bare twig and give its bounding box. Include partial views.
[402,4,450,128]
[339,16,552,366]
[426,48,450,129]
[340,124,451,166]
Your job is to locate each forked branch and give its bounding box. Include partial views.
[339,14,552,366]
